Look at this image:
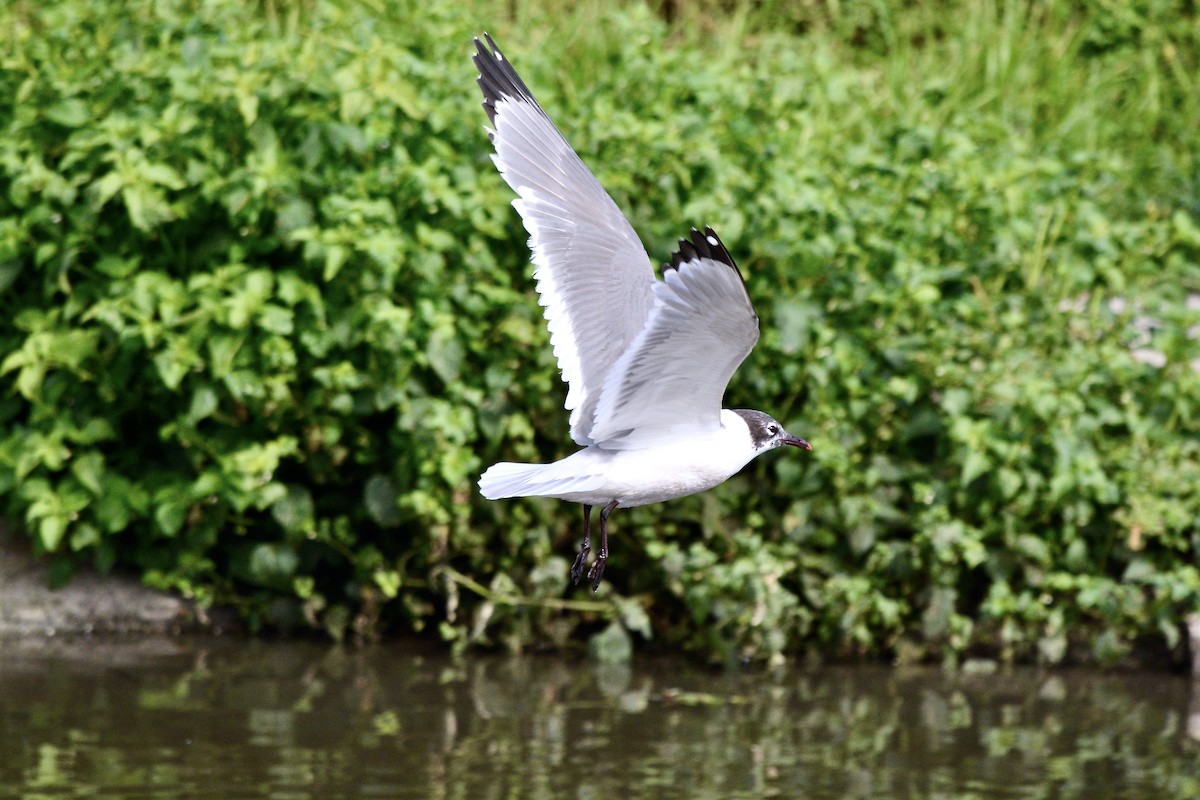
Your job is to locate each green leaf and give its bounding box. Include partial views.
[154,498,188,537]
[90,172,125,208]
[1172,210,1200,248]
[45,98,90,127]
[153,349,190,390]
[247,543,299,589]
[236,88,259,126]
[0,260,22,292]
[124,184,174,230]
[142,162,185,190]
[364,475,402,527]
[322,244,349,282]
[373,569,402,599]
[15,362,46,400]
[271,485,314,534]
[94,493,133,533]
[69,522,102,551]
[960,449,991,485]
[38,515,68,552]
[426,324,462,384]
[70,451,105,495]
[186,384,219,423]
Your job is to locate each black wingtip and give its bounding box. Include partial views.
[663,226,744,279]
[473,32,542,127]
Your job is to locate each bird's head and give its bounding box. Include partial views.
[730,409,811,453]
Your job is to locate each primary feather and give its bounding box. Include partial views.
[474,33,656,446]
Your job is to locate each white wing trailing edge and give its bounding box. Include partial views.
[473,34,657,446]
[588,227,760,448]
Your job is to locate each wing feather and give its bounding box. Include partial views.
[474,34,656,445]
[588,228,760,448]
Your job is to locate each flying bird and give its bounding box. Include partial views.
[474,34,810,591]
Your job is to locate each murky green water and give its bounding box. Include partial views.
[1,638,1197,799]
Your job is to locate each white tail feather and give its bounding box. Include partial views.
[479,460,606,500]
[478,462,552,499]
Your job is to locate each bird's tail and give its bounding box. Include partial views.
[478,462,552,499]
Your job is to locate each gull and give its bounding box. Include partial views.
[473,34,811,592]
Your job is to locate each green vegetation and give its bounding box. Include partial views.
[1,0,1197,664]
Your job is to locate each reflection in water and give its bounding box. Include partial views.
[0,638,1198,799]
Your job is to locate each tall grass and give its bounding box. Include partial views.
[492,0,1198,209]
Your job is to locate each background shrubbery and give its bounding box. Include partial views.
[1,0,1198,664]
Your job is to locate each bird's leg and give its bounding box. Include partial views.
[588,499,620,592]
[569,504,592,586]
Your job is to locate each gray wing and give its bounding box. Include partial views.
[588,228,760,449]
[474,34,657,446]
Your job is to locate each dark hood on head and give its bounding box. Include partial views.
[731,408,777,449]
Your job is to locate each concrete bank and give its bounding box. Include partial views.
[0,526,222,638]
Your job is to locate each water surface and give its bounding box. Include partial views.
[1,638,1197,798]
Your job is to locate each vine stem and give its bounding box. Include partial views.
[440,566,613,613]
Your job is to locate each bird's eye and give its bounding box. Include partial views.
[767,424,779,436]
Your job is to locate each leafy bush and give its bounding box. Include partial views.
[1,0,1197,664]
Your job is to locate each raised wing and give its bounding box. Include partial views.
[474,34,657,446]
[588,228,760,449]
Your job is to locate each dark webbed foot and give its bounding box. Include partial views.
[569,548,589,586]
[585,499,619,593]
[569,505,592,586]
[587,548,607,592]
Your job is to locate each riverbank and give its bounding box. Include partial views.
[3,521,1198,675]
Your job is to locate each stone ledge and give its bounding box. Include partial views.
[0,526,228,638]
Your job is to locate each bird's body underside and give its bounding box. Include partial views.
[472,34,810,590]
[479,409,763,508]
